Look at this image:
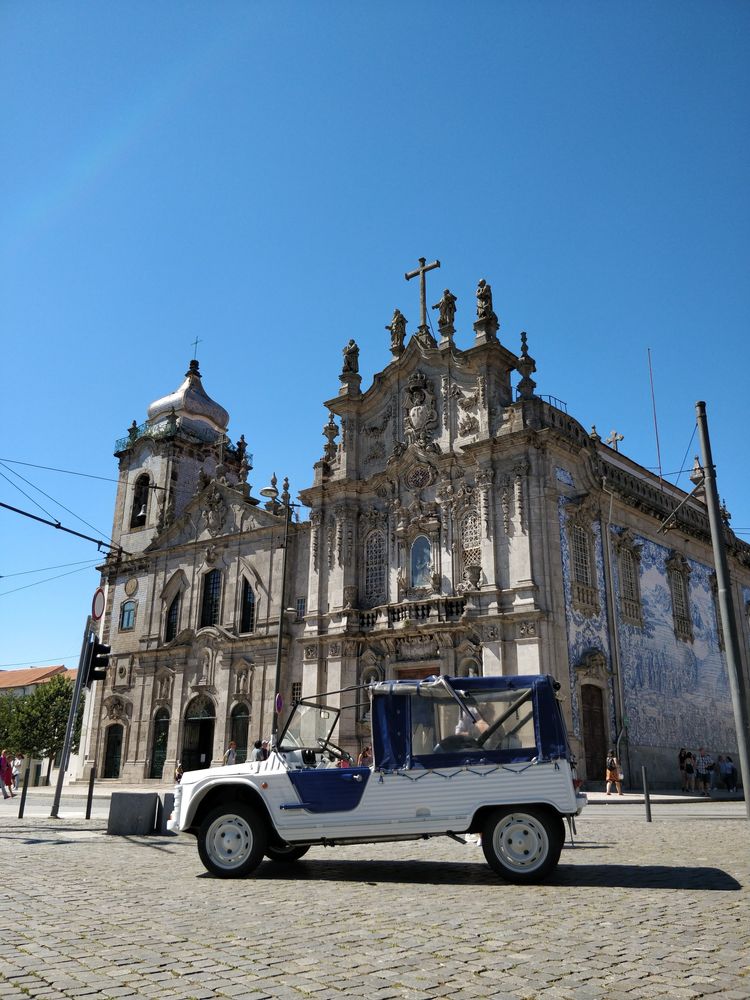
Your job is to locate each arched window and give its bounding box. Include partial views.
[119,600,136,631]
[230,703,250,764]
[364,531,386,606]
[199,569,221,629]
[130,474,150,528]
[240,579,255,633]
[618,547,642,625]
[410,535,431,589]
[572,524,592,588]
[165,593,180,643]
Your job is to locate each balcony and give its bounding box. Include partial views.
[349,596,466,633]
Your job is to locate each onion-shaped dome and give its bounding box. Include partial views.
[147,360,229,439]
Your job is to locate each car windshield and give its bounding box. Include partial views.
[278,701,340,751]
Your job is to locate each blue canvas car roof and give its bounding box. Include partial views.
[370,674,569,771]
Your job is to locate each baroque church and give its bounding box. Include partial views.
[79,265,750,788]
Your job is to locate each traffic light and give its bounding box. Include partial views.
[85,639,111,688]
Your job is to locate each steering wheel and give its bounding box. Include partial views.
[317,737,350,762]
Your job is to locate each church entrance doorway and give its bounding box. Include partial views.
[581,684,607,785]
[149,709,170,779]
[103,724,123,779]
[182,695,215,771]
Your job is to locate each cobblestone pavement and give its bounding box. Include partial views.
[1,806,748,1000]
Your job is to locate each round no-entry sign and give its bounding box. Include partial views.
[92,587,106,620]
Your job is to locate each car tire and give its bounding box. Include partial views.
[197,801,267,878]
[481,806,563,883]
[265,844,311,864]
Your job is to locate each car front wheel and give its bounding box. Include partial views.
[197,802,267,878]
[482,807,563,883]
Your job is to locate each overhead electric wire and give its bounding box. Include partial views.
[0,457,120,484]
[674,426,698,490]
[0,468,60,521]
[0,655,77,667]
[0,558,101,579]
[0,460,114,543]
[0,562,100,599]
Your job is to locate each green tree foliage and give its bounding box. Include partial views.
[11,675,83,762]
[0,693,23,750]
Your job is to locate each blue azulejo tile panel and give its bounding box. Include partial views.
[610,528,736,752]
[558,497,614,740]
[555,466,575,487]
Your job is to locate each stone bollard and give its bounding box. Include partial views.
[107,792,160,835]
[156,792,176,835]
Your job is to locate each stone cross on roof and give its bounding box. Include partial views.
[405,256,440,330]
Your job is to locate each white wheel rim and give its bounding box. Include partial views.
[206,814,253,870]
[493,813,549,873]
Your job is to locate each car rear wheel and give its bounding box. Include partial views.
[197,801,267,878]
[265,844,311,864]
[481,807,563,883]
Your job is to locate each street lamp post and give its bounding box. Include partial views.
[259,475,297,746]
[695,402,750,821]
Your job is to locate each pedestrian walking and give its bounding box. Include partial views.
[222,740,237,766]
[12,753,24,791]
[684,751,696,792]
[695,747,714,796]
[605,749,623,796]
[678,748,688,791]
[0,750,15,799]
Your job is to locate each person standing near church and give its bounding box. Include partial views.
[0,750,15,799]
[605,749,623,796]
[222,740,237,766]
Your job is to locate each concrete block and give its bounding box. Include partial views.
[107,792,159,835]
[155,792,175,835]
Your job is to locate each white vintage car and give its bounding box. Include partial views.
[168,673,586,882]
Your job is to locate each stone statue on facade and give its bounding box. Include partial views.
[476,279,497,323]
[386,309,407,356]
[432,289,457,328]
[342,339,359,374]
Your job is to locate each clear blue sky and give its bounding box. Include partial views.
[2,1,748,671]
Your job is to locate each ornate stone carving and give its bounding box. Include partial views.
[516,331,537,400]
[519,620,537,638]
[405,464,433,492]
[328,642,341,657]
[514,460,529,534]
[155,670,173,701]
[341,339,359,374]
[501,475,511,533]
[484,625,499,641]
[342,639,358,656]
[343,585,358,608]
[201,484,227,536]
[363,405,392,465]
[310,510,322,572]
[575,648,609,683]
[476,468,494,535]
[304,645,317,659]
[327,513,336,570]
[396,635,438,661]
[403,371,439,449]
[322,414,339,463]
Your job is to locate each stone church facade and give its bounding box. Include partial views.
[79,272,750,788]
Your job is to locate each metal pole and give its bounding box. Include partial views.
[17,763,31,819]
[271,501,292,745]
[85,764,97,820]
[641,765,652,822]
[696,401,750,821]
[50,617,92,819]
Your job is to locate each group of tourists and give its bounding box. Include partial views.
[679,747,738,795]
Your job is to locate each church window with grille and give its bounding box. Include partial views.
[240,578,255,633]
[165,593,180,642]
[461,513,481,569]
[119,600,136,631]
[667,553,693,642]
[568,517,599,616]
[130,474,150,528]
[200,569,222,629]
[291,682,302,706]
[618,547,642,625]
[410,535,431,589]
[364,531,386,605]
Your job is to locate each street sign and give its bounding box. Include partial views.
[92,587,106,620]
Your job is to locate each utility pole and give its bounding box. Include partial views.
[696,401,750,821]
